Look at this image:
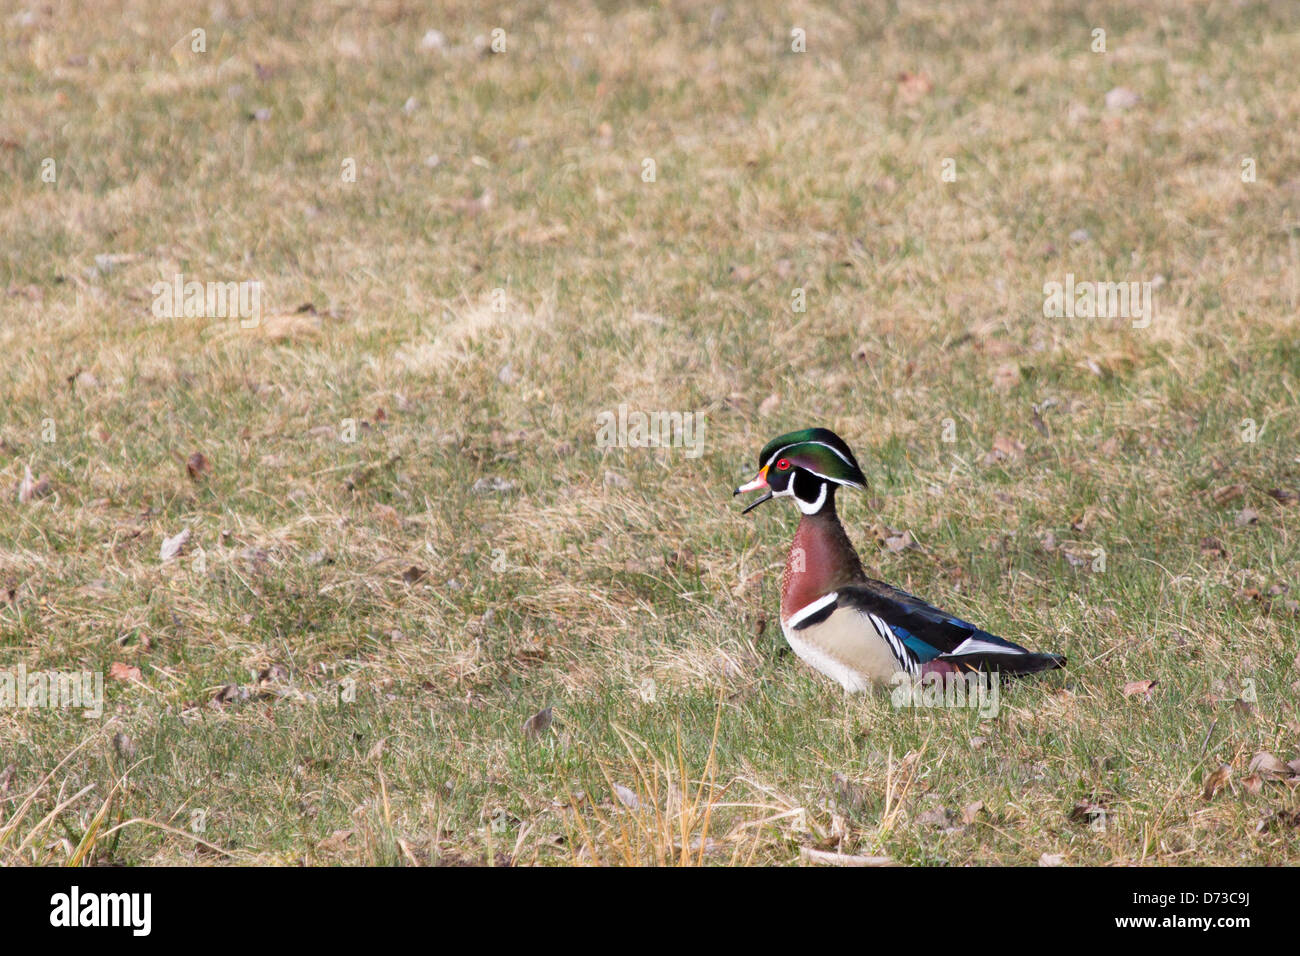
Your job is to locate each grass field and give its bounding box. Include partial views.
[2,0,1299,865]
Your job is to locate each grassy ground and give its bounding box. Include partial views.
[1,0,1299,865]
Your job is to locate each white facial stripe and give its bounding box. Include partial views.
[762,439,857,472]
[759,442,857,470]
[803,469,865,488]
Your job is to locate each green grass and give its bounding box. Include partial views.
[1,0,1298,864]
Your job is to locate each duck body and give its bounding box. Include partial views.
[736,428,1065,693]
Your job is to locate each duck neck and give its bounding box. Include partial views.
[780,489,865,621]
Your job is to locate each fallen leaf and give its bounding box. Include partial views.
[612,783,639,810]
[16,465,51,503]
[1070,509,1097,533]
[1122,679,1159,699]
[448,189,493,216]
[319,828,355,851]
[1248,752,1288,778]
[800,847,895,866]
[401,565,427,584]
[896,71,933,104]
[522,706,553,740]
[1199,537,1228,558]
[213,683,244,704]
[108,662,142,682]
[1258,810,1300,832]
[1069,801,1107,824]
[256,312,321,341]
[992,363,1020,393]
[257,663,289,684]
[961,801,984,825]
[1235,507,1260,527]
[758,393,781,417]
[1242,773,1263,795]
[159,528,191,561]
[1104,86,1140,110]
[884,530,917,553]
[1265,488,1298,506]
[983,435,1026,465]
[1212,484,1245,506]
[473,476,516,493]
[186,452,212,480]
[915,806,955,828]
[1038,852,1064,867]
[1030,404,1050,437]
[1202,763,1232,801]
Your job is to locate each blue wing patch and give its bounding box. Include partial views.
[895,625,943,662]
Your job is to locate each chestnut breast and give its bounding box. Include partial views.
[780,511,865,622]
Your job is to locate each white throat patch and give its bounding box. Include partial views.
[794,481,828,515]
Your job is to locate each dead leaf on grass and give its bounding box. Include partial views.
[108,662,142,682]
[896,71,933,104]
[1212,484,1245,506]
[1202,764,1232,801]
[1122,679,1158,700]
[17,465,51,503]
[186,452,212,480]
[991,363,1020,393]
[160,528,191,561]
[983,435,1026,465]
[522,706,553,740]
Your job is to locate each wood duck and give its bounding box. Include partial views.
[734,428,1065,692]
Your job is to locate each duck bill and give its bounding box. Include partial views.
[734,467,772,514]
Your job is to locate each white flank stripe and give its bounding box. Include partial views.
[868,612,919,677]
[787,592,838,628]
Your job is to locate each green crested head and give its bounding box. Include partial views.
[734,427,867,515]
[757,428,867,487]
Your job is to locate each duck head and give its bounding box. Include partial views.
[733,427,868,516]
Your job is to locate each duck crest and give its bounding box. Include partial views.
[780,498,865,622]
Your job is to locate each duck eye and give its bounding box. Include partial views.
[776,459,791,471]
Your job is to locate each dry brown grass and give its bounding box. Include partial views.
[0,0,1298,865]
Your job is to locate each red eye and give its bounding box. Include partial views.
[776,458,791,471]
